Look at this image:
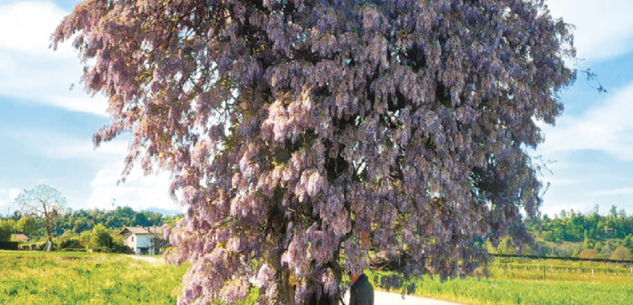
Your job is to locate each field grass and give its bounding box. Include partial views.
[0,250,187,305]
[368,261,633,305]
[488,259,633,283]
[3,250,633,305]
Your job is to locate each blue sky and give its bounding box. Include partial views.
[0,0,632,217]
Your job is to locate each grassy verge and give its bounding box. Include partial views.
[0,250,187,305]
[3,250,632,305]
[367,268,633,305]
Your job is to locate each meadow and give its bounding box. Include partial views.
[0,251,187,305]
[368,258,633,305]
[2,251,633,305]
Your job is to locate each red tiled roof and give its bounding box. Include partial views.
[12,234,29,242]
[119,226,164,236]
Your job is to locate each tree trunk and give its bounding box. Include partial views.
[43,205,53,252]
[306,291,338,305]
[276,268,296,304]
[275,264,343,305]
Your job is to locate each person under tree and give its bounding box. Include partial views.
[349,271,374,305]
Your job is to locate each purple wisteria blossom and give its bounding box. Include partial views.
[54,0,576,303]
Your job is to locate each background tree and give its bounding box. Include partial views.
[578,249,601,259]
[0,220,13,242]
[14,185,67,250]
[600,244,613,258]
[610,246,632,261]
[150,234,171,255]
[54,0,576,304]
[17,217,37,237]
[89,224,112,252]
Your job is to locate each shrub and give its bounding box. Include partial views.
[578,249,601,259]
[109,234,129,253]
[88,224,111,251]
[0,220,12,242]
[79,230,91,246]
[61,248,86,252]
[60,238,83,250]
[0,241,18,250]
[19,242,48,251]
[601,245,613,258]
[610,246,633,261]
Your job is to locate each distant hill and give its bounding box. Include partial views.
[143,207,182,217]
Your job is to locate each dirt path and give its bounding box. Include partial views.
[372,291,463,305]
[126,256,462,304]
[126,255,163,264]
[343,291,462,305]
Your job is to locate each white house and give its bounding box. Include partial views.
[119,226,166,255]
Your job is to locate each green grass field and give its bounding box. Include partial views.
[0,251,187,305]
[370,270,633,305]
[3,251,633,305]
[368,260,633,305]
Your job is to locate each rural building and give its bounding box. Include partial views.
[119,226,166,255]
[11,234,29,243]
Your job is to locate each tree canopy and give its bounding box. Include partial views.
[610,246,632,261]
[15,184,67,248]
[17,217,37,237]
[0,220,12,242]
[54,0,576,304]
[5,205,174,238]
[528,205,633,243]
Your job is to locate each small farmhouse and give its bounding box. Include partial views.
[11,234,29,243]
[119,226,166,255]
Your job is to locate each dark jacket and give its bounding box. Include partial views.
[349,274,374,305]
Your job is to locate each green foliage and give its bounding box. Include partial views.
[162,215,181,228]
[16,217,36,236]
[527,206,633,257]
[0,220,13,242]
[59,238,83,250]
[530,206,633,242]
[109,234,129,254]
[79,230,91,246]
[610,246,633,261]
[18,242,47,251]
[601,244,613,258]
[5,206,180,245]
[578,249,601,259]
[88,224,112,251]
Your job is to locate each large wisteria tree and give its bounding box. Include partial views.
[54,0,575,303]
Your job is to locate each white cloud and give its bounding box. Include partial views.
[0,1,108,115]
[0,1,73,57]
[547,0,633,62]
[41,136,130,160]
[86,162,179,211]
[0,127,179,213]
[0,188,22,214]
[34,132,179,211]
[590,187,633,197]
[2,128,128,161]
[538,81,633,160]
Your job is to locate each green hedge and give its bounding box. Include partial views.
[61,248,87,252]
[0,241,18,250]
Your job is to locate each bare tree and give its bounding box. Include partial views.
[150,235,170,255]
[15,185,66,251]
